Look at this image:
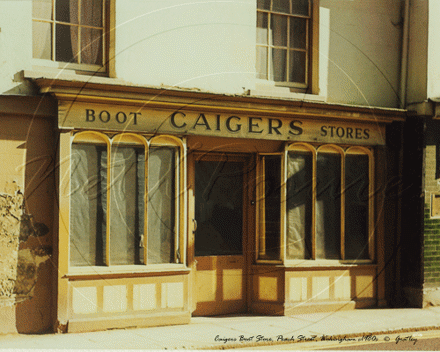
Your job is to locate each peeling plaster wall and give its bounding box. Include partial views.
[0,184,23,299]
[0,114,55,334]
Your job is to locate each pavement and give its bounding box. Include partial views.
[1,307,440,350]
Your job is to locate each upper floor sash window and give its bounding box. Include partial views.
[256,0,312,89]
[32,0,107,71]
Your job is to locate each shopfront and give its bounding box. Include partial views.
[32,77,405,332]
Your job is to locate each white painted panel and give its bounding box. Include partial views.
[133,284,156,311]
[103,285,127,312]
[72,286,97,314]
[161,282,184,308]
[334,275,351,300]
[312,276,330,300]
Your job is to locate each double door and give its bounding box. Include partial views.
[190,153,254,316]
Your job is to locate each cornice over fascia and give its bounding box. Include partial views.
[24,70,406,124]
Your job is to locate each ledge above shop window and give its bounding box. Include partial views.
[251,80,326,101]
[65,264,190,279]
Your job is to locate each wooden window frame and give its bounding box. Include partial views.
[256,143,374,265]
[32,0,114,76]
[67,131,186,272]
[256,152,284,264]
[256,0,319,93]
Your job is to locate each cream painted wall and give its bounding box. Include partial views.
[406,0,428,105]
[114,0,256,94]
[0,0,405,108]
[0,1,34,95]
[320,0,402,108]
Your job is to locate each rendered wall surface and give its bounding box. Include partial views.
[427,0,440,100]
[406,0,428,105]
[114,0,256,94]
[0,114,54,334]
[0,1,34,95]
[319,0,402,107]
[0,0,403,108]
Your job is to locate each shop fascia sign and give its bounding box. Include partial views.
[58,102,385,145]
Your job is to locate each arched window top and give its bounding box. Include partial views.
[112,133,148,147]
[345,146,373,157]
[149,135,184,148]
[72,131,109,145]
[286,142,316,154]
[317,144,344,155]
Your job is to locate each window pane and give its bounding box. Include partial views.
[70,144,106,266]
[257,12,268,45]
[33,0,52,19]
[273,0,289,13]
[195,160,244,256]
[256,46,268,79]
[289,50,306,83]
[272,48,287,81]
[271,14,287,47]
[56,24,78,63]
[56,0,78,23]
[260,155,281,260]
[110,146,145,265]
[345,154,369,260]
[81,28,103,65]
[286,151,312,259]
[291,0,309,16]
[316,153,341,259]
[290,17,307,49]
[81,0,103,27]
[147,147,176,264]
[257,0,270,10]
[33,21,52,60]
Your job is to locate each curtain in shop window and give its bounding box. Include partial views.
[69,0,102,64]
[286,151,312,259]
[315,153,341,259]
[147,147,176,264]
[70,144,106,266]
[110,146,145,265]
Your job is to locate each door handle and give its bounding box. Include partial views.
[193,219,197,233]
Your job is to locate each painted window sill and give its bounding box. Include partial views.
[65,264,190,279]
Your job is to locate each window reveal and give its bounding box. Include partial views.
[69,135,181,267]
[32,0,105,66]
[257,0,310,86]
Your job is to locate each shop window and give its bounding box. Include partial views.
[257,144,373,262]
[69,133,184,267]
[257,154,282,261]
[32,0,107,71]
[256,0,313,88]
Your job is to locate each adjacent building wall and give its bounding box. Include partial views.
[319,0,402,107]
[0,97,56,333]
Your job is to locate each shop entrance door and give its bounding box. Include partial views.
[192,154,251,316]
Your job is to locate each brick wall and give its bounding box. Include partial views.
[423,203,440,286]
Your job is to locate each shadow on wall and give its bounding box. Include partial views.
[0,183,52,333]
[0,111,56,334]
